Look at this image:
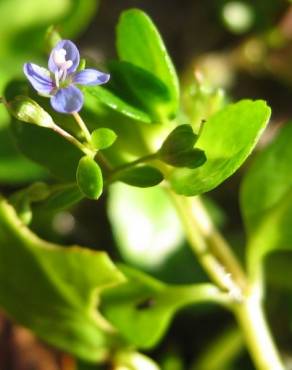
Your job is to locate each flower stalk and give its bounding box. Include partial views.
[72,112,92,143]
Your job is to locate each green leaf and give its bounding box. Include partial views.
[10,182,51,224]
[161,148,206,169]
[101,265,223,349]
[107,61,174,122]
[241,123,292,234]
[38,184,83,212]
[76,156,103,200]
[169,100,271,196]
[85,85,152,124]
[116,166,164,188]
[11,120,83,181]
[107,184,184,269]
[240,123,292,261]
[116,9,179,118]
[0,196,124,361]
[91,128,117,150]
[159,125,198,155]
[0,126,47,185]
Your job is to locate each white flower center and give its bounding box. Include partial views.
[53,48,73,70]
[52,48,73,88]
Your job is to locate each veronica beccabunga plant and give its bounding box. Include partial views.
[1,7,291,370]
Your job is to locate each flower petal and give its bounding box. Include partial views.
[73,69,110,86]
[48,40,80,74]
[23,63,54,95]
[50,85,83,114]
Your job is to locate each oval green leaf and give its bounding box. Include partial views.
[77,156,103,200]
[85,85,151,124]
[169,100,271,196]
[162,148,206,169]
[116,9,179,119]
[108,61,174,122]
[91,128,117,150]
[116,166,164,188]
[159,124,198,155]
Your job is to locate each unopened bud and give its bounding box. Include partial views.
[7,96,54,128]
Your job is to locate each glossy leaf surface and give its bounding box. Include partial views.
[116,9,179,120]
[169,100,271,196]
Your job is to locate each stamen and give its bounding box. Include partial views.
[61,69,67,82]
[53,49,67,67]
[52,48,74,87]
[53,48,73,72]
[55,71,59,88]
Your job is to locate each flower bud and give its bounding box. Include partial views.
[7,96,54,128]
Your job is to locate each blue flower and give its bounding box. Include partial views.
[23,40,110,114]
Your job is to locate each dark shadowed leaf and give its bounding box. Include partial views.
[240,123,292,269]
[115,166,164,188]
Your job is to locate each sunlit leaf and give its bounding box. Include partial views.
[116,9,179,120]
[91,128,117,150]
[107,61,173,122]
[85,85,152,124]
[0,196,124,361]
[101,265,223,348]
[169,100,271,196]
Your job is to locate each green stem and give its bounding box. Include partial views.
[234,290,284,370]
[168,192,246,293]
[72,112,92,143]
[113,153,158,172]
[95,151,113,173]
[167,190,285,370]
[70,113,114,172]
[51,123,92,156]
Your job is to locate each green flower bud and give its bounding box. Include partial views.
[7,96,54,128]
